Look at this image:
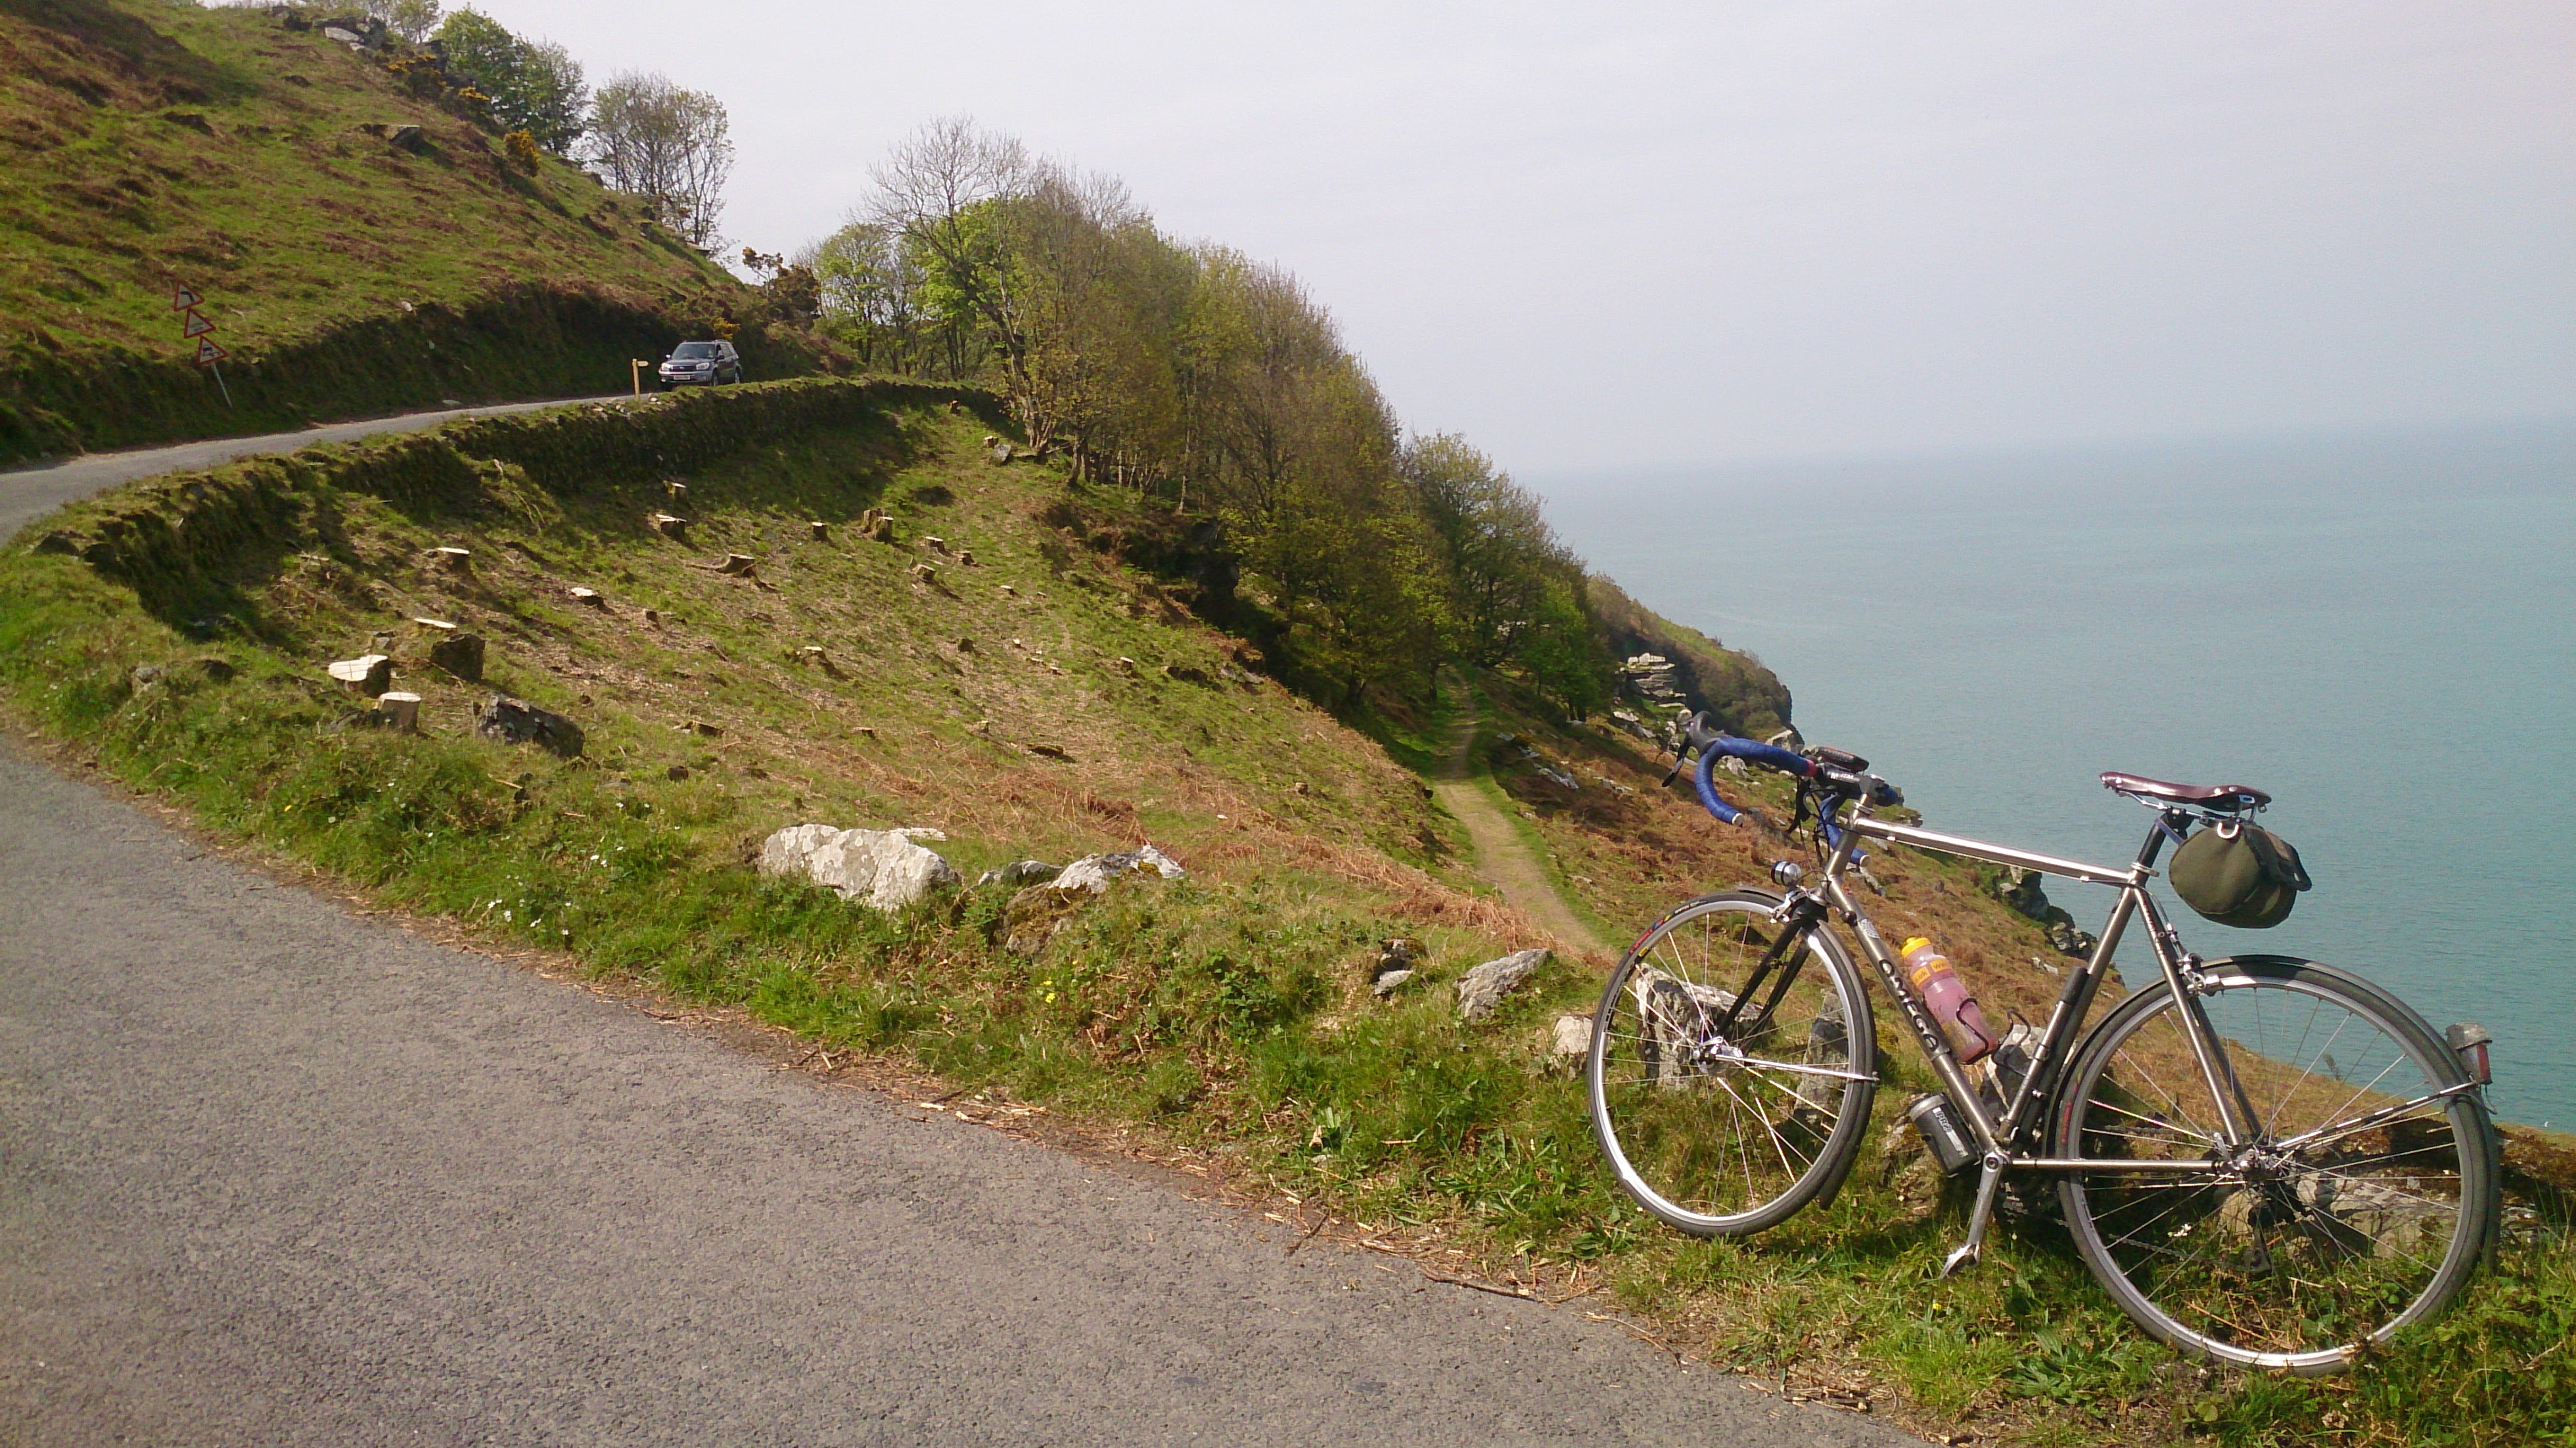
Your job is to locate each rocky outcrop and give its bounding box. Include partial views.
[1622,652,1688,715]
[1456,948,1549,1021]
[996,845,1187,954]
[1995,867,2100,958]
[976,859,1061,890]
[1588,576,1793,739]
[758,824,960,911]
[1369,938,1420,997]
[1049,844,1185,894]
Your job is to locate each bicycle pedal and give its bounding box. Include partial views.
[1939,1240,1981,1278]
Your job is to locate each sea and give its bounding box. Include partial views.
[1536,422,2576,1131]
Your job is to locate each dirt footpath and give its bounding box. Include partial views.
[1430,706,1612,959]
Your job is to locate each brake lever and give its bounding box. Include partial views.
[1659,746,1688,789]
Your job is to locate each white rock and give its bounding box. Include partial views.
[1550,1013,1592,1059]
[1049,843,1186,894]
[1456,948,1550,1021]
[758,824,958,911]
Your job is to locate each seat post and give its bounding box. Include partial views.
[2133,811,2182,872]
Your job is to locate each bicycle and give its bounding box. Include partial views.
[1585,714,2500,1374]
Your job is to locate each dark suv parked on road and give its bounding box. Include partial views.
[658,340,742,388]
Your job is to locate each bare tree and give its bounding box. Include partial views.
[866,118,1032,377]
[867,117,1032,254]
[586,72,733,249]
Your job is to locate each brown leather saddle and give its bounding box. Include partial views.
[2100,771,2270,812]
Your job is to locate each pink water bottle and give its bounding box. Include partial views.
[1902,937,1998,1063]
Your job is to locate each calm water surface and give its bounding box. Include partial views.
[1538,424,2576,1129]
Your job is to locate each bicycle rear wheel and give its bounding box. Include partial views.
[2052,957,2498,1373]
[1588,891,1877,1236]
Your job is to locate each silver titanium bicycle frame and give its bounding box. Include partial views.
[1801,790,2249,1275]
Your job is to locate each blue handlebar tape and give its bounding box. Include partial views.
[1720,737,1816,777]
[1691,735,1820,826]
[1693,746,1743,825]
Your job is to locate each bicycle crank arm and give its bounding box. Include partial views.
[1940,1156,2008,1279]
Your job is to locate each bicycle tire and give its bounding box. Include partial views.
[1588,890,1878,1236]
[2051,956,2498,1374]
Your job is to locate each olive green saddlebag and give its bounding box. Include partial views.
[2170,822,2313,929]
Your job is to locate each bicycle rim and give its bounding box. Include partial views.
[2054,960,2497,1373]
[1588,892,1876,1236]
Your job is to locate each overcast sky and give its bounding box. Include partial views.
[474,1,2572,472]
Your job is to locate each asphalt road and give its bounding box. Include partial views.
[0,396,632,542]
[0,405,1920,1445]
[0,749,1921,1446]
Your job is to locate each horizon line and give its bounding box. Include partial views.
[1514,411,2576,486]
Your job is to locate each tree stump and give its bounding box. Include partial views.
[326,654,394,696]
[426,631,485,682]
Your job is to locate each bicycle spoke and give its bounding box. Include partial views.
[1590,894,1873,1236]
[2263,998,2345,1139]
[2061,967,2494,1368]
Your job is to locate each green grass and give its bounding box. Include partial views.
[0,0,810,458]
[3,380,2569,1447]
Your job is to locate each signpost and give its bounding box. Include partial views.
[175,281,231,407]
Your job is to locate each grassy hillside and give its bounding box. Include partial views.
[3,378,2567,1446]
[0,0,816,461]
[1588,575,1793,740]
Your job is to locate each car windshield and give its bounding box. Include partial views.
[672,343,720,360]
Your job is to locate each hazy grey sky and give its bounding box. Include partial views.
[477,1,2572,470]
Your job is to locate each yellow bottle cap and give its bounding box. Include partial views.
[1900,937,1932,957]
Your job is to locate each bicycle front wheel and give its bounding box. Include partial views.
[2053,957,2498,1373]
[1588,891,1877,1236]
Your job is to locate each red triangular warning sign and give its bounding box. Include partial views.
[172,284,202,311]
[195,337,227,365]
[182,309,215,338]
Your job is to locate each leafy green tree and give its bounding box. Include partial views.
[370,0,442,44]
[837,118,1617,712]
[1000,171,1190,486]
[798,221,931,371]
[432,10,586,154]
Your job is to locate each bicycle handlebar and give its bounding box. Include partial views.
[1672,711,1898,830]
[1683,715,1816,778]
[1674,712,1816,827]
